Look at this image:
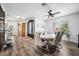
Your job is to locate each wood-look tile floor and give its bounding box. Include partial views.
[0,36,79,56]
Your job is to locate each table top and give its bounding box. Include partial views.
[40,34,56,40]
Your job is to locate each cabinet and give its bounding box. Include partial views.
[0,6,5,50]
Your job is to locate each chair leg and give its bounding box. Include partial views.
[56,48,59,53]
[58,50,59,52]
[46,45,49,52]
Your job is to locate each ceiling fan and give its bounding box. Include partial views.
[41,3,60,19]
[44,9,60,18]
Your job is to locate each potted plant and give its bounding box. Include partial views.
[60,21,70,38]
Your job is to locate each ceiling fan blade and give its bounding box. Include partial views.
[52,12,60,15]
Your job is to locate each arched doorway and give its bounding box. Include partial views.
[27,20,35,38]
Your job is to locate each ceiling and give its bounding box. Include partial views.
[1,3,79,19]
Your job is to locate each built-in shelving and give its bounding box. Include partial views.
[0,5,5,50]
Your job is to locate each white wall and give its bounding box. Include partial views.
[47,12,79,43]
[7,21,18,35]
[35,17,56,34]
[5,16,18,36]
[68,13,79,43]
[35,18,46,33]
[45,20,56,34]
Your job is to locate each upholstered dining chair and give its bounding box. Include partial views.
[51,31,64,52]
[37,31,63,53]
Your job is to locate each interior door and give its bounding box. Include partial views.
[18,22,26,37]
[22,23,26,37]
